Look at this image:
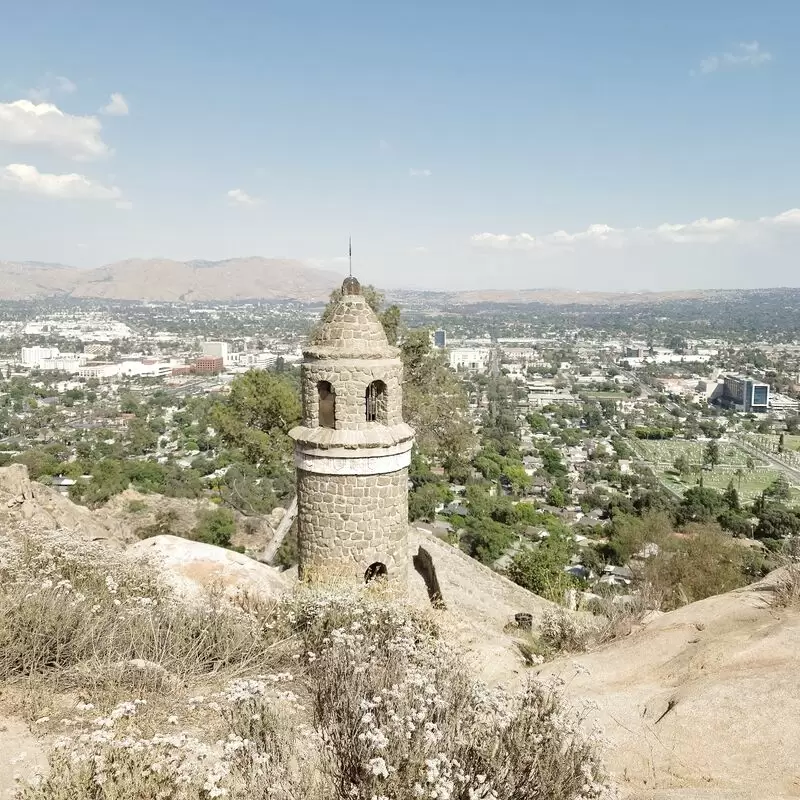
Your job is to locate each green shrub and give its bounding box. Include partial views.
[193,507,236,548]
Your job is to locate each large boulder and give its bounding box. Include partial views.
[0,465,122,544]
[128,535,291,603]
[0,463,35,503]
[534,571,800,799]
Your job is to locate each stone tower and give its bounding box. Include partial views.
[289,277,415,584]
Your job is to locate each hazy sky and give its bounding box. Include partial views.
[1,1,799,291]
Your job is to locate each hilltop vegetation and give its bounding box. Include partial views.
[0,523,615,800]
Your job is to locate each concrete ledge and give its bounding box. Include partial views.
[295,448,412,475]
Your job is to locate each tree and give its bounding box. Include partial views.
[673,453,691,477]
[14,448,60,480]
[127,418,159,456]
[408,483,446,522]
[378,304,401,346]
[765,473,792,502]
[746,455,756,472]
[193,508,236,548]
[754,507,800,540]
[527,412,550,433]
[641,525,750,609]
[400,330,476,463]
[722,481,740,511]
[539,446,567,478]
[503,463,531,496]
[218,464,278,516]
[507,534,574,601]
[606,512,672,565]
[460,517,514,565]
[211,370,301,465]
[547,486,566,508]
[703,440,720,470]
[76,459,128,507]
[735,467,745,490]
[676,486,725,525]
[465,483,493,519]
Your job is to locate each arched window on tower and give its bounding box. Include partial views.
[317,381,336,429]
[365,380,387,423]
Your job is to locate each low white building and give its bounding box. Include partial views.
[78,363,120,380]
[118,360,174,378]
[770,393,800,413]
[449,347,491,373]
[20,346,59,367]
[39,355,87,374]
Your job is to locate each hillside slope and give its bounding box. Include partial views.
[534,574,800,799]
[71,257,340,302]
[0,257,341,302]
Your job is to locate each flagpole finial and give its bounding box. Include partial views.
[348,236,352,277]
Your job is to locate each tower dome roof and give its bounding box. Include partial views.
[305,277,398,359]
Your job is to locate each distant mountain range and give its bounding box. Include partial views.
[0,257,784,307]
[0,258,343,303]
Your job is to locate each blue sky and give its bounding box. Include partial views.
[1,1,799,291]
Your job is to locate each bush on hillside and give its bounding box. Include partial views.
[192,507,236,548]
[0,524,278,682]
[6,525,617,800]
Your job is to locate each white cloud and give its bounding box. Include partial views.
[55,76,77,94]
[699,41,772,74]
[409,168,431,177]
[411,246,429,255]
[27,74,77,102]
[472,223,621,251]
[654,216,739,243]
[226,188,261,207]
[0,100,110,160]
[765,208,800,226]
[101,93,129,116]
[0,163,123,202]
[471,208,800,253]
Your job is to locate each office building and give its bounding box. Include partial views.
[720,375,770,413]
[194,356,224,374]
[202,341,229,361]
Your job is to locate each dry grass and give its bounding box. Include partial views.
[0,525,288,685]
[518,593,655,663]
[771,541,800,609]
[3,523,617,800]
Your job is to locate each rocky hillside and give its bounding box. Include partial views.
[1,464,798,798]
[0,464,283,552]
[0,257,341,302]
[535,573,800,799]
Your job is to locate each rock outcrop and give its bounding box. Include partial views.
[534,572,800,799]
[0,465,121,544]
[129,535,291,603]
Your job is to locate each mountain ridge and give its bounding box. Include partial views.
[0,258,795,305]
[0,257,343,303]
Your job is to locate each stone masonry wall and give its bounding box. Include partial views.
[296,468,409,583]
[301,359,403,429]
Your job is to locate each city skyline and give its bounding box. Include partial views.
[2,1,800,291]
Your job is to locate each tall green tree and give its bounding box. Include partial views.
[401,330,476,464]
[765,473,791,502]
[211,370,301,465]
[703,440,720,470]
